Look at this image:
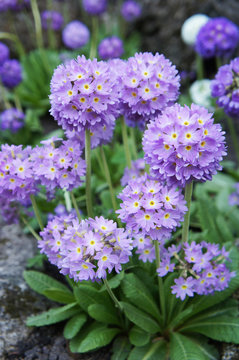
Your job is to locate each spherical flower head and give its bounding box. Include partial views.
[117,175,187,251]
[62,21,90,49]
[120,52,180,120]
[39,215,133,282]
[82,0,107,15]
[0,108,25,133]
[143,103,227,187]
[98,36,124,60]
[41,10,64,31]
[121,0,141,22]
[0,42,9,66]
[0,59,22,89]
[196,17,239,58]
[50,55,120,133]
[228,183,239,206]
[121,158,146,186]
[0,0,13,11]
[181,14,209,46]
[211,58,239,117]
[189,79,213,110]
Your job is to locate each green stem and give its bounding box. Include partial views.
[100,146,118,214]
[89,17,98,59]
[21,216,41,242]
[130,127,138,160]
[64,190,72,212]
[0,32,25,58]
[196,54,204,80]
[14,92,22,111]
[30,194,44,231]
[216,56,222,70]
[85,129,93,217]
[181,182,193,243]
[70,192,82,221]
[103,278,123,312]
[154,240,166,320]
[46,0,57,50]
[121,117,132,169]
[0,82,11,109]
[226,116,239,165]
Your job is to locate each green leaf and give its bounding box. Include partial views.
[23,270,72,296]
[43,288,75,304]
[170,333,208,360]
[70,322,103,352]
[74,285,113,312]
[78,326,121,352]
[121,273,161,321]
[181,316,239,343]
[111,336,131,360]
[187,335,219,360]
[88,304,120,325]
[129,326,151,346]
[120,302,161,334]
[63,313,87,339]
[128,341,167,360]
[100,271,125,292]
[26,303,80,326]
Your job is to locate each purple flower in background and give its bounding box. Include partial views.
[62,21,90,49]
[98,36,124,60]
[0,42,9,66]
[211,57,239,117]
[196,17,239,58]
[0,59,22,89]
[10,0,30,10]
[229,183,239,206]
[39,215,132,281]
[0,108,25,133]
[121,158,146,186]
[143,103,227,187]
[41,10,64,31]
[82,0,107,15]
[121,0,141,22]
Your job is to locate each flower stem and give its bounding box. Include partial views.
[154,240,166,320]
[0,81,11,109]
[89,17,98,59]
[196,54,204,80]
[85,129,93,217]
[70,192,82,221]
[30,194,44,231]
[0,32,25,58]
[130,127,138,160]
[181,181,193,243]
[103,278,123,312]
[216,56,222,69]
[64,189,72,212]
[226,116,239,165]
[121,117,132,169]
[21,216,42,241]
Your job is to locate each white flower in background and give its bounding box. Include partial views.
[189,79,213,109]
[181,14,210,46]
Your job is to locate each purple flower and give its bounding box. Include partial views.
[0,42,9,66]
[143,103,227,187]
[50,55,120,134]
[229,183,239,206]
[0,108,25,133]
[0,59,22,89]
[39,215,133,282]
[62,21,90,49]
[121,158,146,186]
[121,0,141,22]
[172,277,195,301]
[211,57,239,117]
[82,0,107,15]
[98,36,124,60]
[196,17,239,58]
[41,10,64,31]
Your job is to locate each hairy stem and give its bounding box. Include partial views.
[154,240,166,320]
[30,194,44,231]
[121,117,132,169]
[181,182,193,243]
[70,192,82,221]
[85,129,93,217]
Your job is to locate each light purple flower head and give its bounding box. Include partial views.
[196,17,239,58]
[98,36,124,60]
[82,0,107,15]
[0,59,22,89]
[39,215,132,281]
[211,57,239,117]
[62,21,90,49]
[120,52,180,127]
[50,55,120,133]
[229,183,239,206]
[143,103,227,187]
[121,0,141,22]
[0,108,25,133]
[0,42,9,66]
[41,10,64,31]
[121,158,146,186]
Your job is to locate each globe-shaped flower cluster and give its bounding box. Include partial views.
[62,21,90,50]
[143,103,227,187]
[0,108,25,133]
[0,42,9,66]
[121,158,146,186]
[41,10,64,31]
[121,0,141,22]
[196,17,239,59]
[82,0,107,15]
[98,36,124,60]
[39,215,133,281]
[211,57,239,117]
[50,55,120,133]
[0,59,22,89]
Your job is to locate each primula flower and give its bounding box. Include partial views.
[189,79,213,109]
[143,103,227,187]
[62,21,90,49]
[82,0,107,15]
[39,215,133,281]
[121,0,141,22]
[98,36,124,60]
[181,14,209,46]
[41,10,64,31]
[0,108,25,133]
[229,183,239,206]
[0,42,9,66]
[0,59,22,89]
[121,158,146,186]
[211,57,239,117]
[50,55,120,133]
[196,17,239,59]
